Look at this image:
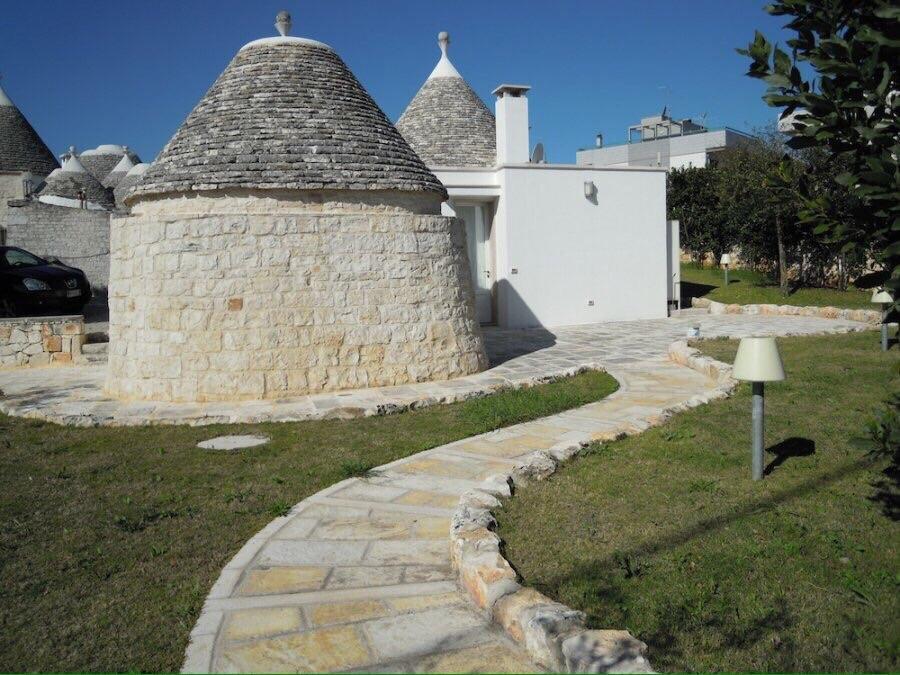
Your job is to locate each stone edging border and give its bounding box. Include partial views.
[691,297,881,325]
[447,341,736,673]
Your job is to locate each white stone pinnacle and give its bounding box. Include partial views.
[428,30,462,80]
[275,10,292,36]
[0,76,13,107]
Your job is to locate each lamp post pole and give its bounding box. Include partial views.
[751,381,765,481]
[724,264,729,287]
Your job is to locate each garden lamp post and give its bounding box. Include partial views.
[871,288,893,352]
[720,253,732,286]
[732,336,785,481]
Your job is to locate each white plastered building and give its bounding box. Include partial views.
[397,33,677,329]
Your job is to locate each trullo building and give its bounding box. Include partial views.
[106,11,487,402]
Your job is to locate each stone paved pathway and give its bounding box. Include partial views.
[166,315,866,673]
[0,315,864,427]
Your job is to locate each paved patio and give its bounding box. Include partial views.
[163,314,867,673]
[0,315,866,427]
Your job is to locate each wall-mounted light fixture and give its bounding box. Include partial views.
[583,180,596,199]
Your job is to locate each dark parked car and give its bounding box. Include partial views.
[0,246,91,317]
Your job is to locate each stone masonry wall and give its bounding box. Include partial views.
[2,200,110,291]
[0,315,84,367]
[106,194,488,402]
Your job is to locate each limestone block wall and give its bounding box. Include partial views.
[2,200,111,291]
[0,315,84,367]
[106,193,488,402]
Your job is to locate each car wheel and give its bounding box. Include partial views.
[0,298,18,318]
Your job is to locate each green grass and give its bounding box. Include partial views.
[681,261,872,309]
[497,331,899,672]
[0,370,618,672]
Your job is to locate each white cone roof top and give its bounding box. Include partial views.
[240,9,331,51]
[125,162,150,177]
[0,81,14,107]
[428,32,462,79]
[81,144,128,156]
[110,152,135,174]
[60,150,89,173]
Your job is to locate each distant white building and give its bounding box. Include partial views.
[577,112,754,170]
[397,33,678,328]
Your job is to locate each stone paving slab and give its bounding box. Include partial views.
[175,315,868,673]
[0,315,866,427]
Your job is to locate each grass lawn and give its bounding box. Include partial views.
[0,371,618,672]
[681,261,872,309]
[497,331,899,672]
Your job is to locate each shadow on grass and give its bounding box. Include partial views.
[764,437,815,476]
[869,463,899,521]
[680,281,717,307]
[528,455,872,667]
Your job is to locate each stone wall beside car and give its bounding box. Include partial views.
[0,315,84,367]
[2,199,110,292]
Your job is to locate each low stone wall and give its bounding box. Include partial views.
[692,297,882,325]
[0,316,84,367]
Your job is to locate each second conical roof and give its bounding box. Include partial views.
[396,32,496,168]
[130,16,445,204]
[0,82,59,176]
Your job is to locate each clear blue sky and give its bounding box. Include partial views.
[1,1,792,164]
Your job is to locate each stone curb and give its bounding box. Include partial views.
[447,341,748,673]
[691,297,882,325]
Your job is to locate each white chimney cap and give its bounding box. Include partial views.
[732,336,786,382]
[492,84,531,97]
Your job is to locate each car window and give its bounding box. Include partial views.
[1,249,45,268]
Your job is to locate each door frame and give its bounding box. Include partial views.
[452,199,496,325]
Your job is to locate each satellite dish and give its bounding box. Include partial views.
[530,142,545,164]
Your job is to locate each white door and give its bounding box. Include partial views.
[456,204,493,324]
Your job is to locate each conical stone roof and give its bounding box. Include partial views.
[396,32,496,168]
[129,19,445,203]
[79,145,141,182]
[0,81,59,176]
[102,152,136,188]
[37,149,114,209]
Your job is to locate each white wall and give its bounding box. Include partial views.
[668,151,709,170]
[495,165,668,328]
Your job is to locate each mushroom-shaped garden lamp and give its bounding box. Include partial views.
[720,253,732,287]
[871,288,893,352]
[732,336,786,480]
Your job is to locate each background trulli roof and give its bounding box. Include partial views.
[0,81,60,176]
[37,149,114,209]
[396,32,497,168]
[101,152,136,189]
[130,16,445,203]
[113,162,150,207]
[79,144,142,182]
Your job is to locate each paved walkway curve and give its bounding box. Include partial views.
[181,315,867,673]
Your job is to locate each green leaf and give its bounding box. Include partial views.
[774,46,792,75]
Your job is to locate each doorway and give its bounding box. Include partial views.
[455,203,494,324]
